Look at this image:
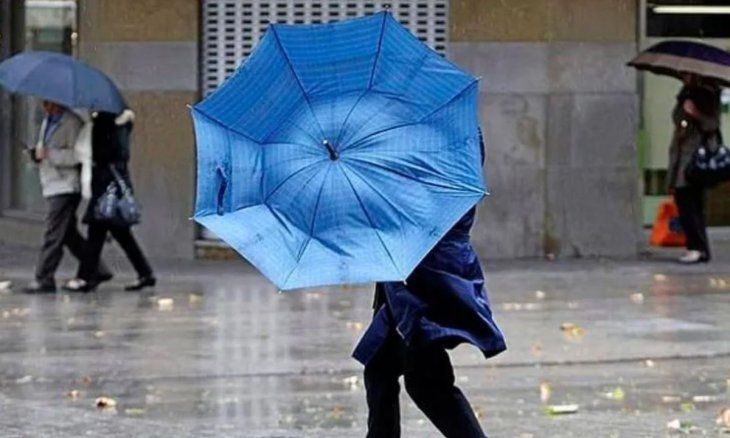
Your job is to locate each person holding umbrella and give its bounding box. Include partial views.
[23,100,111,293]
[668,73,721,263]
[0,51,131,290]
[629,41,730,264]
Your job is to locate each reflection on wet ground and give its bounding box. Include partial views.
[0,256,728,436]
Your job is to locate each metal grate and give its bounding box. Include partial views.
[201,0,449,95]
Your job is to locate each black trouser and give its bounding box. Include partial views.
[78,222,153,282]
[674,186,710,258]
[364,329,486,438]
[35,194,110,287]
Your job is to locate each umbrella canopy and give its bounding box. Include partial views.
[0,51,126,113]
[192,12,485,290]
[628,40,730,87]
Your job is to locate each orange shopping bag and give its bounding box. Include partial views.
[649,200,686,247]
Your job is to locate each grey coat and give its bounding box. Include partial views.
[667,85,721,189]
[37,111,83,198]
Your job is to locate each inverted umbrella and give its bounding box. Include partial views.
[628,40,730,87]
[192,12,485,290]
[0,51,126,113]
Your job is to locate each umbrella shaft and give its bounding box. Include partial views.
[323,140,338,160]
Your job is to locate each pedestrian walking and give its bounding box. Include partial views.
[64,109,156,292]
[352,134,506,438]
[667,73,721,264]
[24,101,112,293]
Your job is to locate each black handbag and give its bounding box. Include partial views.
[94,165,141,226]
[685,130,730,188]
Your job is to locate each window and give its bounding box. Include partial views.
[201,0,450,95]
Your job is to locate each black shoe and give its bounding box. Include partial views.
[96,272,114,284]
[23,282,56,294]
[62,278,98,293]
[125,276,156,291]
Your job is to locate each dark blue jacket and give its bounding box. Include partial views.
[352,207,507,365]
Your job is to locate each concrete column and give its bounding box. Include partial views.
[450,0,641,258]
[77,0,199,258]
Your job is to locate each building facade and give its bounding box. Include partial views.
[0,0,726,261]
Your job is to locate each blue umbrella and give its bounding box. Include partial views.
[0,51,126,113]
[192,12,485,290]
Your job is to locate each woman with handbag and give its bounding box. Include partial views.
[64,110,156,292]
[667,73,722,264]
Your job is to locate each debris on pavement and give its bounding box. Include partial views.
[93,331,105,339]
[188,293,202,305]
[95,397,117,410]
[157,298,174,311]
[603,387,625,401]
[717,407,730,428]
[654,274,668,282]
[535,290,546,299]
[630,293,644,304]
[15,375,32,384]
[66,390,81,400]
[666,418,699,433]
[345,321,363,331]
[124,408,145,416]
[540,382,552,403]
[662,395,682,403]
[0,280,12,292]
[560,322,585,340]
[342,375,359,391]
[545,404,579,415]
[692,394,719,403]
[644,359,656,368]
[680,402,696,413]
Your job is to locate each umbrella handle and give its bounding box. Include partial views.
[323,140,338,161]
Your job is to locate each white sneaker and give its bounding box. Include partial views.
[678,250,703,264]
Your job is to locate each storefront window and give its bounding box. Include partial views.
[9,0,76,213]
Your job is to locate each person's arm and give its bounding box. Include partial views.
[45,119,81,167]
[682,96,720,133]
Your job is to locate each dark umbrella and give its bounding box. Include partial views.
[628,40,730,87]
[0,51,126,113]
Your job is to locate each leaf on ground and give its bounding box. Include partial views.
[644,359,656,368]
[342,375,359,391]
[692,395,718,403]
[630,293,645,304]
[124,408,145,416]
[662,395,682,403]
[157,298,174,311]
[667,419,698,433]
[717,408,730,427]
[345,321,364,331]
[604,387,625,401]
[188,293,202,305]
[0,281,12,291]
[66,390,81,400]
[540,382,552,403]
[535,290,546,299]
[654,274,668,282]
[545,404,579,416]
[680,402,696,413]
[15,375,32,384]
[560,322,585,340]
[530,342,543,357]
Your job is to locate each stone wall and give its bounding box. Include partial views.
[77,0,199,258]
[450,0,641,258]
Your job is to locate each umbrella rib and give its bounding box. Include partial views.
[281,165,333,287]
[192,107,263,145]
[339,166,403,278]
[269,26,327,141]
[263,158,328,203]
[340,65,475,155]
[367,12,389,89]
[343,164,419,227]
[345,156,483,194]
[418,79,479,123]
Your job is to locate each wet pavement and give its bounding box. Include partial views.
[0,242,728,437]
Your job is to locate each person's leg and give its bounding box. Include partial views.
[34,195,77,288]
[694,187,710,259]
[364,331,405,438]
[404,344,486,438]
[108,226,153,279]
[62,212,113,280]
[675,187,704,254]
[77,223,108,282]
